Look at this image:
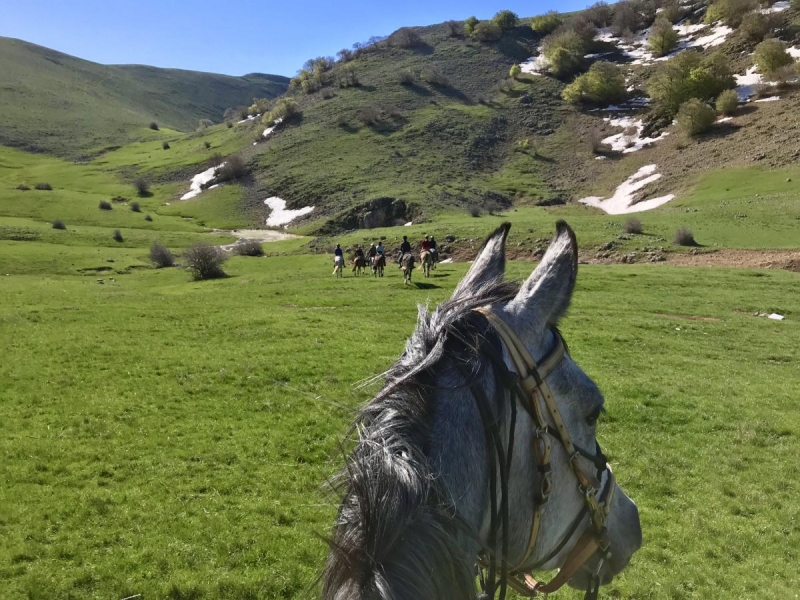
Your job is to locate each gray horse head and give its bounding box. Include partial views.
[323,221,641,600]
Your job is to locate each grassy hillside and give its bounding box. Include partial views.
[0,37,289,158]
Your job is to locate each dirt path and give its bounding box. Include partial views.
[212,229,299,251]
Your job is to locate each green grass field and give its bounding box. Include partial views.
[1,254,798,600]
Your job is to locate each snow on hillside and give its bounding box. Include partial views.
[181,164,223,200]
[601,116,670,153]
[580,165,675,214]
[264,197,314,227]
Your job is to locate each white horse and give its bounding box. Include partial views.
[332,255,344,278]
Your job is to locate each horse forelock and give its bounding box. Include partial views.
[323,279,519,600]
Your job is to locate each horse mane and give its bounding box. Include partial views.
[322,279,519,600]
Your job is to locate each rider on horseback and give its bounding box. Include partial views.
[367,243,377,259]
[376,241,385,256]
[420,235,431,253]
[399,236,411,268]
[354,245,364,259]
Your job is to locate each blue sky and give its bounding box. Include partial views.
[1,0,594,77]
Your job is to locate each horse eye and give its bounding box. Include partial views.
[586,408,602,427]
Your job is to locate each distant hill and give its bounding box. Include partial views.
[0,37,289,157]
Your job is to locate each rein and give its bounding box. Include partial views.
[470,307,616,600]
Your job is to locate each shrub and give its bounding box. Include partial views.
[145,214,153,222]
[335,114,351,128]
[648,51,735,117]
[149,242,175,268]
[445,20,461,37]
[464,16,479,35]
[162,141,170,150]
[468,205,483,217]
[676,99,717,136]
[358,106,383,127]
[754,38,793,76]
[197,119,214,130]
[52,219,66,230]
[337,48,353,62]
[531,11,563,34]
[705,0,758,26]
[585,2,612,27]
[16,184,30,191]
[771,64,799,86]
[267,98,302,122]
[216,155,248,182]
[300,76,321,94]
[542,29,587,77]
[741,13,769,42]
[336,65,360,88]
[184,242,227,280]
[716,89,739,114]
[134,178,150,197]
[98,200,112,210]
[624,218,643,234]
[130,201,141,212]
[562,61,627,106]
[493,10,519,30]
[660,1,686,24]
[612,3,639,36]
[208,153,224,168]
[34,183,52,190]
[389,27,423,48]
[397,70,416,85]
[113,229,124,242]
[234,239,265,257]
[421,66,450,87]
[648,17,680,57]
[793,0,800,9]
[509,64,522,79]
[322,88,335,99]
[204,141,212,150]
[571,16,598,44]
[471,21,503,42]
[226,121,233,129]
[587,128,610,154]
[673,226,696,246]
[149,122,159,130]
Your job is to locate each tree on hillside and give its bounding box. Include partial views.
[660,0,687,24]
[531,11,563,34]
[493,10,519,31]
[648,17,680,57]
[705,0,758,26]
[562,61,627,106]
[612,3,639,36]
[754,38,794,76]
[471,21,503,42]
[676,99,717,136]
[585,2,612,27]
[389,27,424,48]
[648,51,735,117]
[740,12,769,41]
[464,16,479,35]
[509,64,522,79]
[542,28,588,77]
[716,89,739,114]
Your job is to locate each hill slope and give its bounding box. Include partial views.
[0,37,289,157]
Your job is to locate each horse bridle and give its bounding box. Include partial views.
[472,307,616,600]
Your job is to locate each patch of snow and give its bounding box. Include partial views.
[519,49,548,75]
[180,164,223,200]
[716,116,734,123]
[595,155,608,160]
[735,66,764,101]
[237,113,261,124]
[264,197,314,228]
[674,23,708,36]
[585,52,615,59]
[768,313,785,320]
[761,0,789,12]
[217,229,299,252]
[580,165,676,214]
[691,25,733,49]
[404,221,413,227]
[787,46,800,58]
[262,117,284,138]
[439,258,454,264]
[755,95,781,102]
[601,116,669,153]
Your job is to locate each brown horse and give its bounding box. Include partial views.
[398,252,415,285]
[372,254,386,277]
[352,255,367,276]
[420,251,433,278]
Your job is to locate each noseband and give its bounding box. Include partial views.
[472,307,616,600]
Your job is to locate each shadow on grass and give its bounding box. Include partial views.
[412,282,440,290]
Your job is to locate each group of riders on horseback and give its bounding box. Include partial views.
[332,235,439,284]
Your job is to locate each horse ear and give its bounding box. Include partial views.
[504,220,578,327]
[451,222,510,300]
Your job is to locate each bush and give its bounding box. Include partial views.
[149,122,159,131]
[509,64,522,79]
[162,141,170,150]
[130,201,141,212]
[542,29,587,77]
[134,178,151,197]
[149,242,175,268]
[587,128,610,154]
[389,27,423,48]
[562,61,627,106]
[468,205,483,217]
[184,242,227,280]
[705,0,758,26]
[267,98,302,122]
[52,219,66,230]
[531,11,563,34]
[34,183,52,190]
[673,226,696,246]
[493,10,518,30]
[337,48,353,62]
[397,70,416,85]
[204,141,212,150]
[16,184,30,191]
[624,218,643,234]
[113,229,124,242]
[741,12,769,42]
[571,16,598,44]
[716,89,739,114]
[471,21,503,42]
[336,64,360,88]
[234,239,265,257]
[612,3,639,36]
[358,106,383,127]
[660,1,686,24]
[676,99,717,136]
[145,214,153,222]
[464,16,479,35]
[98,200,112,210]
[216,155,248,182]
[208,153,224,168]
[648,51,735,117]
[197,119,214,130]
[771,64,799,86]
[335,114,351,128]
[648,17,680,57]
[445,20,461,37]
[585,2,612,27]
[421,66,450,87]
[226,121,233,129]
[754,38,793,76]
